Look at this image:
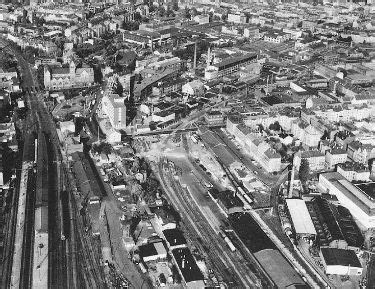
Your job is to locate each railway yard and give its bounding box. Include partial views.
[0,39,108,288]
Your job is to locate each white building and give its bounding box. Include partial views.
[337,162,370,182]
[101,94,127,130]
[205,53,257,80]
[285,199,316,239]
[318,172,375,229]
[182,80,204,97]
[325,149,347,170]
[294,150,325,172]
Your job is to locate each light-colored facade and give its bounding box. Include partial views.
[337,162,370,182]
[318,172,375,229]
[294,150,326,172]
[325,149,347,170]
[226,118,281,172]
[44,61,94,90]
[102,94,127,130]
[205,53,257,80]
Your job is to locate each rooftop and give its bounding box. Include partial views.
[320,248,362,268]
[172,247,204,283]
[163,229,186,247]
[286,199,317,236]
[139,241,167,259]
[320,172,375,216]
[255,249,307,288]
[217,190,244,210]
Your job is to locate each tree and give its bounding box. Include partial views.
[100,142,113,155]
[184,7,191,19]
[172,1,179,11]
[299,159,310,184]
[158,6,166,17]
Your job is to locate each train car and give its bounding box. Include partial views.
[61,190,70,240]
[219,231,236,252]
[242,193,254,205]
[35,132,49,208]
[34,138,38,164]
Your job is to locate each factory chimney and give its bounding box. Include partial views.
[193,41,197,70]
[206,45,211,68]
[288,153,298,198]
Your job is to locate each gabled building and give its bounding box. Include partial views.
[44,61,94,90]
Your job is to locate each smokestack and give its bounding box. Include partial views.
[206,45,211,68]
[193,41,197,70]
[288,155,297,198]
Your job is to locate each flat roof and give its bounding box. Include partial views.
[163,229,186,247]
[255,249,307,288]
[139,241,167,259]
[172,247,203,283]
[286,199,317,236]
[217,190,244,209]
[321,172,375,216]
[320,248,362,268]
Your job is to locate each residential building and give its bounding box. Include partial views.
[44,61,94,90]
[263,30,291,43]
[325,149,347,170]
[337,162,370,182]
[205,111,224,125]
[226,118,281,172]
[294,150,326,172]
[347,141,375,165]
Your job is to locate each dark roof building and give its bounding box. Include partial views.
[217,190,244,214]
[163,229,187,249]
[172,247,205,287]
[320,248,363,276]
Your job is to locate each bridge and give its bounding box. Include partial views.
[132,124,225,137]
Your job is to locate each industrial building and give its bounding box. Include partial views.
[305,196,363,251]
[163,229,187,249]
[255,249,308,288]
[216,190,244,214]
[171,247,205,288]
[320,248,363,276]
[285,199,317,240]
[139,241,168,263]
[204,53,258,80]
[318,172,375,229]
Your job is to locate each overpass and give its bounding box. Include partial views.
[132,124,225,137]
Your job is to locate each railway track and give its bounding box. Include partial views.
[158,161,260,288]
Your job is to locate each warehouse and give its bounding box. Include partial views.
[320,248,363,276]
[285,199,316,240]
[139,241,168,263]
[318,172,375,229]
